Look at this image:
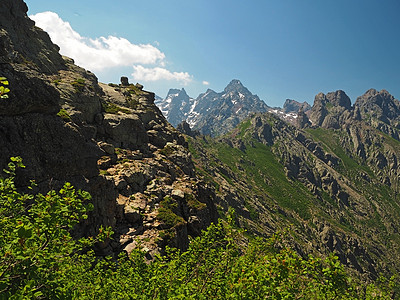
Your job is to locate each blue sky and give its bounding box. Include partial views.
[25,0,400,107]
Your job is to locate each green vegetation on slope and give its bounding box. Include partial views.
[187,115,400,286]
[0,158,395,299]
[192,136,314,220]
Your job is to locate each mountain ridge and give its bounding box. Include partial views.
[156,79,271,136]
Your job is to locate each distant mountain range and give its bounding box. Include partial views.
[156,79,310,136]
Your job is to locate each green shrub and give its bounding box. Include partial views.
[0,157,111,299]
[185,193,206,210]
[157,196,185,228]
[160,145,174,157]
[71,78,85,92]
[102,101,130,114]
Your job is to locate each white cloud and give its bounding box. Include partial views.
[29,11,191,83]
[202,81,210,86]
[132,65,193,85]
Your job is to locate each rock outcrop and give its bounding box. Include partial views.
[0,0,217,258]
[309,90,353,129]
[283,99,311,113]
[354,88,400,140]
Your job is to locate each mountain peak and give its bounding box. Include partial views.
[166,88,188,98]
[224,79,250,94]
[228,79,243,86]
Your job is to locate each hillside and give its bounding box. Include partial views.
[0,0,217,258]
[1,0,400,297]
[187,106,400,282]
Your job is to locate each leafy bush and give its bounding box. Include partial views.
[0,157,110,299]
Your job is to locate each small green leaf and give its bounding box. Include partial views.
[17,226,33,238]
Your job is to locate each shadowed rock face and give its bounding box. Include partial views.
[0,0,65,72]
[0,0,218,258]
[355,89,400,123]
[308,90,353,129]
[283,99,311,113]
[325,90,352,110]
[354,89,400,140]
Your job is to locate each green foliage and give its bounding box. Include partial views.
[157,196,185,228]
[57,108,71,122]
[208,138,313,220]
[48,213,395,299]
[185,193,207,210]
[0,157,111,299]
[0,77,10,99]
[71,78,86,92]
[99,169,111,176]
[0,158,394,299]
[102,101,131,114]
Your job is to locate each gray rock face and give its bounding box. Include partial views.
[354,89,400,140]
[309,90,352,129]
[283,99,311,113]
[355,89,400,123]
[102,113,149,150]
[296,109,311,129]
[176,120,199,137]
[0,0,65,72]
[326,90,352,110]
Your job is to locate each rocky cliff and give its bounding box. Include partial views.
[0,0,217,258]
